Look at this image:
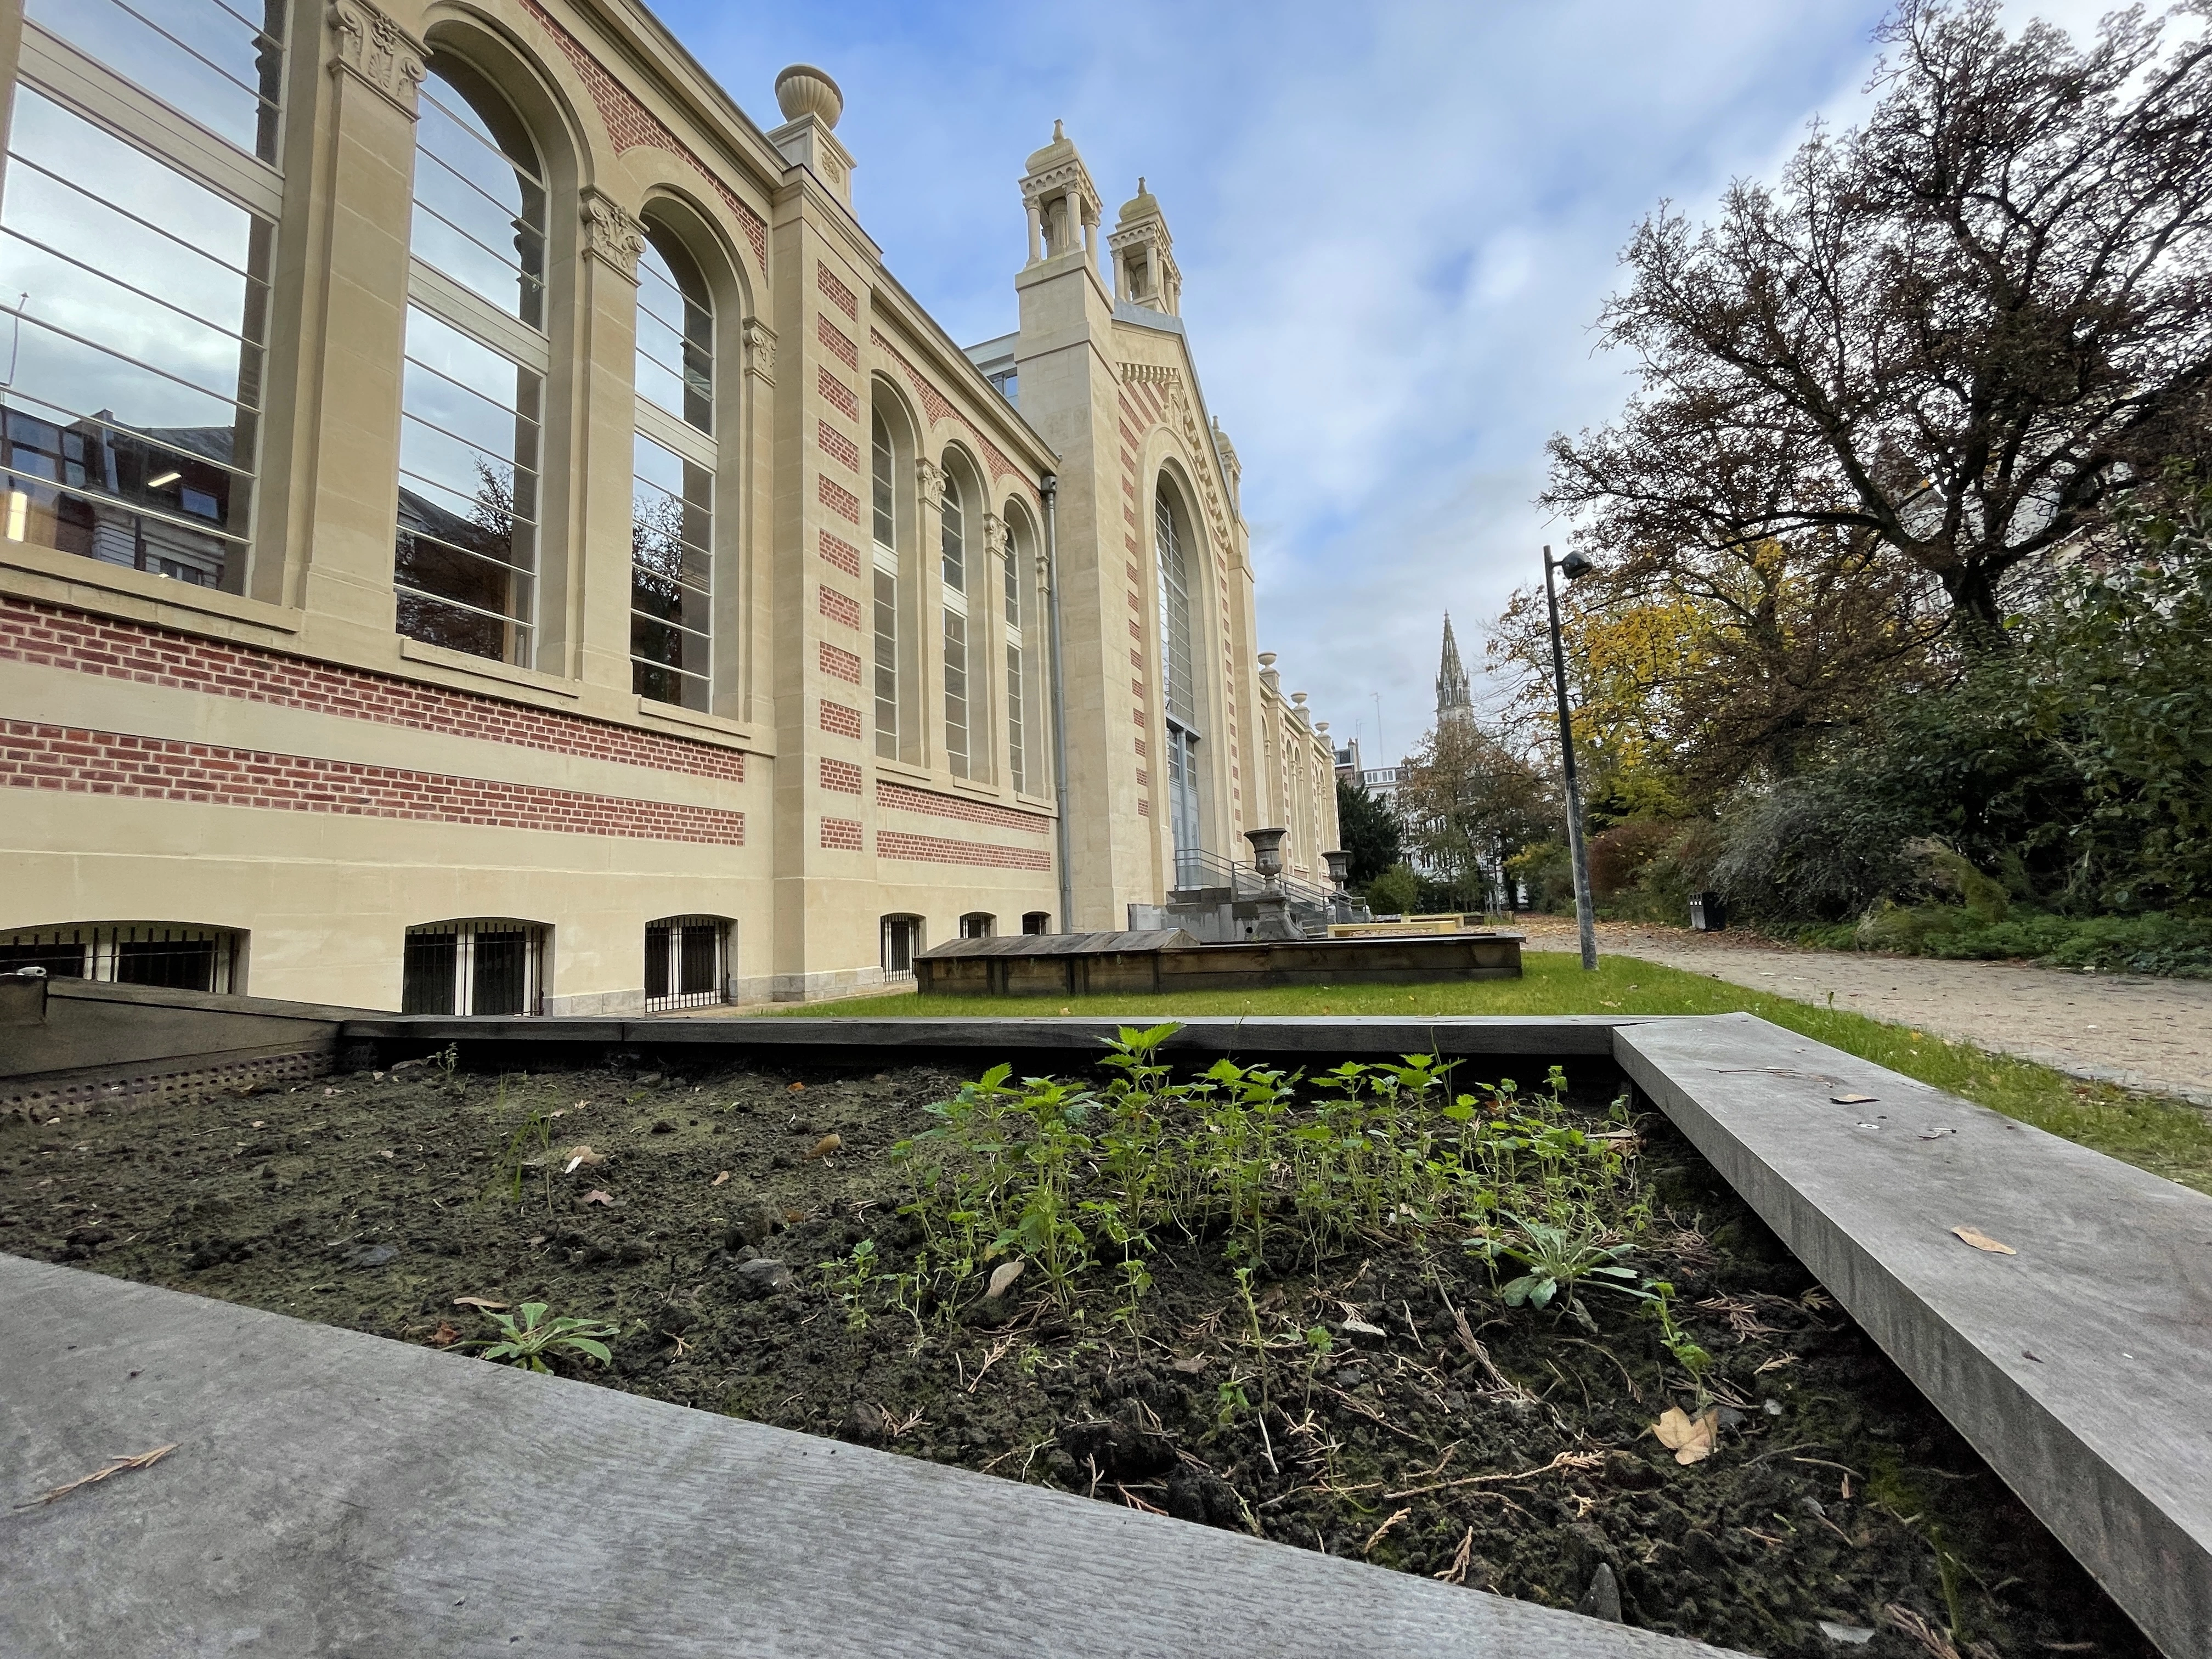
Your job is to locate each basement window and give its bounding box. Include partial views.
[402,918,545,1015]
[880,914,923,978]
[644,915,730,1011]
[0,923,242,994]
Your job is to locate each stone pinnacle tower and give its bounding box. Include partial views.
[1436,614,1473,729]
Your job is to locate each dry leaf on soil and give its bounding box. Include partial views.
[787,1081,806,1092]
[563,1146,607,1175]
[1652,1405,1720,1465]
[1170,1353,1209,1374]
[1340,1316,1389,1339]
[427,1321,461,1347]
[806,1133,843,1160]
[1951,1226,2017,1255]
[711,1170,731,1186]
[581,1190,615,1206]
[1831,1093,1878,1105]
[985,1260,1025,1300]
[452,1295,507,1310]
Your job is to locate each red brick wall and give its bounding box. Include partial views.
[819,700,862,738]
[817,315,859,369]
[0,599,743,782]
[819,529,862,578]
[817,586,861,630]
[819,475,861,523]
[818,262,859,320]
[820,816,862,850]
[817,420,860,472]
[875,779,1051,834]
[817,366,859,420]
[2,721,745,844]
[878,830,1052,871]
[819,757,862,794]
[817,642,861,684]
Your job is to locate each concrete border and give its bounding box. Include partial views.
[0,1255,1733,1659]
[1613,1014,2210,1659]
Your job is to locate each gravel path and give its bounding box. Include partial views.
[1514,917,2212,1105]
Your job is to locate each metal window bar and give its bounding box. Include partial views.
[0,923,238,992]
[402,918,541,1015]
[643,915,727,1012]
[881,915,919,977]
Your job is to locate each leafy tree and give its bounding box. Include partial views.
[1545,0,2212,640]
[1365,862,1421,917]
[1395,719,1553,910]
[1334,777,1403,887]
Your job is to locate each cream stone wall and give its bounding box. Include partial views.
[0,0,1329,1009]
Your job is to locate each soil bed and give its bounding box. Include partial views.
[1,1045,2153,1659]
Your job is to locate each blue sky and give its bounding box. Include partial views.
[657,0,2107,763]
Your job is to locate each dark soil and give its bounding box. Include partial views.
[0,1051,2153,1659]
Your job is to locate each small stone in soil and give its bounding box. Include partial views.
[1576,1562,1622,1624]
[843,1400,887,1444]
[733,1259,794,1298]
[344,1245,398,1266]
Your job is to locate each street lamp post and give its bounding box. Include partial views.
[1543,545,1598,971]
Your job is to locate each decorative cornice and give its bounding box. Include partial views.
[328,0,426,117]
[580,189,645,281]
[743,318,777,385]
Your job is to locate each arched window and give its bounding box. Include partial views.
[402,917,545,1015]
[394,60,548,665]
[1,923,244,995]
[644,913,729,1009]
[630,224,715,710]
[870,407,900,758]
[958,912,994,940]
[1003,504,1036,795]
[0,1,285,592]
[1156,484,1201,877]
[941,463,970,778]
[879,913,922,977]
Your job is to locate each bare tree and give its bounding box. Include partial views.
[1396,719,1552,909]
[1545,0,2212,638]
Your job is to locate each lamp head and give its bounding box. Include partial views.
[1558,550,1595,580]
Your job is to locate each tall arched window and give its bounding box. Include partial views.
[1003,506,1029,795]
[0,2,285,591]
[630,224,714,709]
[870,408,899,758]
[941,464,970,778]
[1156,485,1201,877]
[394,60,548,665]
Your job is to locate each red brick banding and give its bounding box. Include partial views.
[819,475,861,523]
[818,529,862,578]
[817,420,860,472]
[820,815,862,850]
[818,586,861,630]
[817,641,861,684]
[1,721,744,844]
[877,830,1050,871]
[0,599,743,781]
[818,262,859,319]
[817,314,859,369]
[819,757,862,794]
[874,780,1051,834]
[817,365,859,420]
[819,700,862,739]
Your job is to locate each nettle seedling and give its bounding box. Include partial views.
[464,1302,619,1373]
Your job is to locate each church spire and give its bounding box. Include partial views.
[1436,613,1472,727]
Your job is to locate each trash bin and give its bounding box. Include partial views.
[1689,892,1728,932]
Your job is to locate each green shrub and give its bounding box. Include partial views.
[1363,861,1421,916]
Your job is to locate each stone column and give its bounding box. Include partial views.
[567,187,646,691]
[913,455,947,770]
[1025,200,1043,265]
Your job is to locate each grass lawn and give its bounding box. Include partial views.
[769,949,2212,1196]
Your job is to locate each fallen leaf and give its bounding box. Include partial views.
[453,1296,508,1310]
[562,1145,607,1175]
[1652,1405,1720,1465]
[1831,1093,1878,1105]
[1170,1353,1209,1374]
[1058,1006,1071,1015]
[806,1133,843,1160]
[582,1190,615,1206]
[985,1260,1025,1299]
[712,1171,731,1186]
[1340,1316,1388,1339]
[787,1081,806,1092]
[526,1235,545,1246]
[1951,1226,2017,1255]
[250,1120,264,1128]
[16,1444,180,1509]
[427,1322,461,1347]
[377,1149,396,1159]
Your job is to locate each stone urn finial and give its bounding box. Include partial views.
[775,64,844,128]
[1244,826,1289,880]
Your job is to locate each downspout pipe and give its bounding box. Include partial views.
[1041,473,1075,933]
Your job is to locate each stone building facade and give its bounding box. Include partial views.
[0,0,1337,1011]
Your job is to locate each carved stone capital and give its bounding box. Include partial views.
[742,318,777,383]
[580,190,645,281]
[915,458,947,510]
[981,512,1007,558]
[328,0,427,117]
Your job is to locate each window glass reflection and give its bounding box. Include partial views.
[395,304,540,662]
[27,0,286,165]
[412,66,545,328]
[630,430,712,709]
[0,89,268,588]
[636,231,710,433]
